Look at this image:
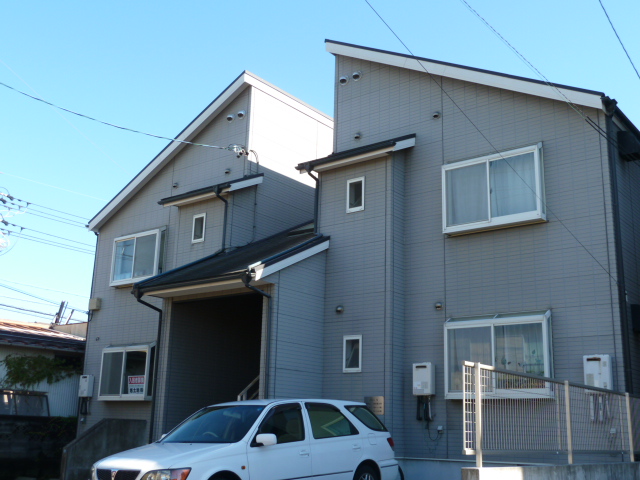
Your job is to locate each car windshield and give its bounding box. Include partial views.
[162,405,265,444]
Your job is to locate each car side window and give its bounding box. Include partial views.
[305,402,359,439]
[257,403,305,444]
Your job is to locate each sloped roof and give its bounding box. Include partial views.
[297,134,416,172]
[88,72,332,232]
[133,222,329,298]
[326,40,606,110]
[0,319,86,353]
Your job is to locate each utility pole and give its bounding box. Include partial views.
[53,301,67,325]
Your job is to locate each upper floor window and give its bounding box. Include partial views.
[110,229,164,286]
[347,177,364,213]
[98,344,155,401]
[444,310,551,399]
[442,144,545,235]
[192,213,206,243]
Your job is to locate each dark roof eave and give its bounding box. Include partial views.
[135,271,246,296]
[297,133,416,172]
[158,173,264,206]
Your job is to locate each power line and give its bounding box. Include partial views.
[0,79,248,154]
[1,228,94,254]
[597,0,640,82]
[0,282,89,314]
[28,202,89,221]
[0,277,89,298]
[0,170,108,201]
[0,302,56,318]
[362,0,621,288]
[2,222,94,247]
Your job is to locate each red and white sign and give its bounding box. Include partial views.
[128,375,145,394]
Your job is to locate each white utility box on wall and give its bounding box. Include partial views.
[413,362,435,396]
[78,374,94,397]
[583,355,613,390]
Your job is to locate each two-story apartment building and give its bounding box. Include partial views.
[80,71,333,440]
[78,40,640,477]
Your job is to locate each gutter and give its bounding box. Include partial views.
[603,97,633,393]
[216,185,229,252]
[132,292,163,443]
[242,270,272,399]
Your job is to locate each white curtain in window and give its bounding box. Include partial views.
[446,163,488,226]
[494,323,544,376]
[490,152,536,218]
[448,326,491,391]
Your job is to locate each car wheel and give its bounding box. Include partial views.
[354,465,379,480]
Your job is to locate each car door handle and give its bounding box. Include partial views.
[352,444,361,450]
[299,449,310,456]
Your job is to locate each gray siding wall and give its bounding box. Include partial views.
[263,252,326,399]
[82,85,323,436]
[326,54,623,459]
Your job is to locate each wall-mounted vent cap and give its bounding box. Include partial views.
[339,76,349,86]
[352,71,362,81]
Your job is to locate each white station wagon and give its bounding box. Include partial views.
[92,399,400,480]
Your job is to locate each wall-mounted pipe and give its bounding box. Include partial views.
[243,270,272,398]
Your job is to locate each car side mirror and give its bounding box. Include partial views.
[255,433,277,446]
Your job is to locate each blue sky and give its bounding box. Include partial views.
[0,0,638,324]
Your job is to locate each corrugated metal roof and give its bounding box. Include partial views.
[0,319,86,353]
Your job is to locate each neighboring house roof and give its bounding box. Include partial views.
[0,319,86,353]
[88,71,332,232]
[326,40,607,110]
[132,222,330,298]
[158,173,264,207]
[297,134,416,173]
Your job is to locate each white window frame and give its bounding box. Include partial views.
[192,213,206,244]
[444,310,552,399]
[97,343,155,401]
[442,143,545,235]
[343,335,362,373]
[110,228,164,287]
[346,177,365,213]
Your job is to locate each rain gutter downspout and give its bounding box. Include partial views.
[305,166,319,234]
[603,97,633,393]
[216,186,229,251]
[242,270,272,398]
[132,288,163,443]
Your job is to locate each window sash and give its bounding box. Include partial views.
[444,312,550,398]
[442,144,544,234]
[346,177,365,213]
[98,344,154,400]
[192,214,206,243]
[110,229,162,286]
[343,335,362,373]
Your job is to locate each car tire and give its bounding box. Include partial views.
[354,465,379,480]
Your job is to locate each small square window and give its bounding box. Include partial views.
[98,344,155,400]
[442,144,545,234]
[343,335,362,373]
[347,177,364,213]
[192,213,206,243]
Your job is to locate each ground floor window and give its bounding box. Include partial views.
[444,310,551,398]
[98,344,155,400]
[343,335,362,373]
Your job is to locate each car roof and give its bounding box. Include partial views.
[209,399,367,408]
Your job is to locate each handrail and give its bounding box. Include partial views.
[237,375,260,401]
